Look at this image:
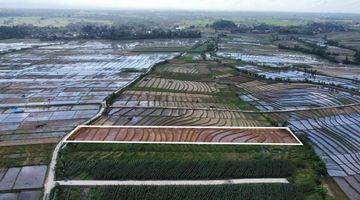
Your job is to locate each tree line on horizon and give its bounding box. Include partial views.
[0,23,201,40]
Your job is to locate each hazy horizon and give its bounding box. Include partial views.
[1,0,360,14]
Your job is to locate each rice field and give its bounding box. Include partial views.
[131,39,198,52]
[217,34,360,198]
[222,36,360,197]
[236,81,360,198]
[0,144,54,199]
[0,104,100,145]
[319,31,360,51]
[96,107,269,127]
[229,58,360,199]
[218,52,319,66]
[136,77,218,93]
[0,144,54,169]
[0,39,58,54]
[51,49,332,199]
[268,102,360,199]
[1,33,358,199]
[237,81,360,111]
[0,190,41,200]
[231,67,360,199]
[0,54,177,106]
[237,65,359,91]
[221,34,360,92]
[111,90,240,109]
[66,126,300,145]
[0,39,194,199]
[154,59,212,74]
[217,35,320,67]
[310,64,360,80]
[0,39,191,146]
[0,165,47,191]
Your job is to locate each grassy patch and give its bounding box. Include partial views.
[214,85,254,109]
[0,144,54,169]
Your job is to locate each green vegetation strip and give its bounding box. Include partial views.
[56,143,327,195]
[51,184,306,200]
[0,144,54,169]
[188,40,216,53]
[60,159,293,180]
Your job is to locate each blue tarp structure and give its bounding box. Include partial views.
[10,107,24,113]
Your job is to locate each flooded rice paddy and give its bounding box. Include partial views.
[0,39,191,145]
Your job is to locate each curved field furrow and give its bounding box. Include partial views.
[291,113,360,175]
[68,127,299,144]
[238,81,360,111]
[136,78,218,93]
[307,130,360,175]
[214,131,246,142]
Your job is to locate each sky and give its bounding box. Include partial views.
[1,0,360,13]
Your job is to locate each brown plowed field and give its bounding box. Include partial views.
[66,126,301,145]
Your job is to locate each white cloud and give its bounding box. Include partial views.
[1,0,360,13]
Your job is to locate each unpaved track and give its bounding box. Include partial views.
[56,178,289,186]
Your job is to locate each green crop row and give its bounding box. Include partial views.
[51,184,306,200]
[58,159,294,180]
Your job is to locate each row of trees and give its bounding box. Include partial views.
[0,24,201,40]
[211,20,350,35]
[80,25,201,40]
